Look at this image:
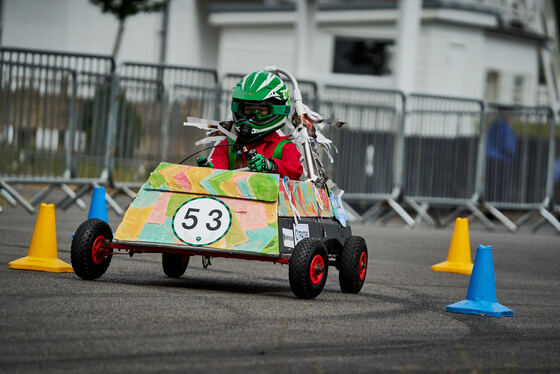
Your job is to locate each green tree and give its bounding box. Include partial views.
[89,0,166,59]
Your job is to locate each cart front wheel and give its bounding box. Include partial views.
[162,253,190,278]
[339,236,368,293]
[289,238,329,299]
[71,219,113,280]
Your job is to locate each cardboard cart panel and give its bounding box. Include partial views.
[146,162,280,202]
[114,188,280,254]
[146,162,333,218]
[114,163,281,254]
[278,179,333,218]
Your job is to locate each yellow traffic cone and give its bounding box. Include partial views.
[431,217,473,275]
[9,203,73,273]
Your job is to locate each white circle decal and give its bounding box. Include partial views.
[172,197,232,246]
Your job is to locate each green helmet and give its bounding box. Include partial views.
[231,71,291,142]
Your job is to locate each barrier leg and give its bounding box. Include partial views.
[1,187,18,207]
[533,206,560,233]
[0,181,35,213]
[465,201,494,231]
[381,209,397,224]
[416,202,435,227]
[359,201,384,224]
[483,202,517,232]
[388,198,415,227]
[61,184,87,210]
[30,185,54,206]
[122,186,138,199]
[58,184,92,210]
[404,197,433,226]
[111,186,137,200]
[105,192,124,216]
[514,210,535,228]
[341,200,361,223]
[532,217,548,233]
[442,205,466,227]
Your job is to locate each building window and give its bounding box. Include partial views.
[485,70,500,102]
[332,37,394,76]
[512,74,525,104]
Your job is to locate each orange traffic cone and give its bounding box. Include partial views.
[9,203,73,273]
[431,217,473,275]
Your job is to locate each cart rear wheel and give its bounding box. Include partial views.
[289,238,328,299]
[162,253,190,278]
[71,219,113,280]
[339,236,368,293]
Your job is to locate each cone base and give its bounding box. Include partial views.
[446,299,513,317]
[431,260,473,275]
[9,256,74,273]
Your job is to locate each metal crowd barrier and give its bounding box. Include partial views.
[402,94,493,228]
[319,85,412,225]
[0,47,558,234]
[0,62,76,212]
[0,47,115,74]
[482,105,559,232]
[0,47,118,213]
[0,49,116,182]
[0,62,76,179]
[111,62,218,187]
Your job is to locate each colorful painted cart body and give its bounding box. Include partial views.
[71,163,367,299]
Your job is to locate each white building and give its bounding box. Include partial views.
[1,0,558,106]
[209,0,557,106]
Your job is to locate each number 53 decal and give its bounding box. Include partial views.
[172,197,232,246]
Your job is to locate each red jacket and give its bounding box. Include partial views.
[210,132,303,180]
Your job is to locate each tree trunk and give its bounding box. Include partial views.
[112,19,125,60]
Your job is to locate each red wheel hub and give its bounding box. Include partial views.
[92,236,108,265]
[358,251,367,280]
[309,254,325,285]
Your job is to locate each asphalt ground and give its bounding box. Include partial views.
[0,192,559,373]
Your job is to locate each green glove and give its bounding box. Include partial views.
[248,153,277,173]
[197,157,214,168]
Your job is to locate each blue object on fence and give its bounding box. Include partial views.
[446,245,513,317]
[486,118,516,163]
[88,186,108,223]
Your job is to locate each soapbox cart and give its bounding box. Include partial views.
[71,67,368,299]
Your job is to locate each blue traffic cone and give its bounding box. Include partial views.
[446,245,513,317]
[88,186,108,223]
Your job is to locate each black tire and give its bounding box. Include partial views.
[162,253,190,278]
[289,238,329,299]
[71,219,113,280]
[339,236,368,293]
